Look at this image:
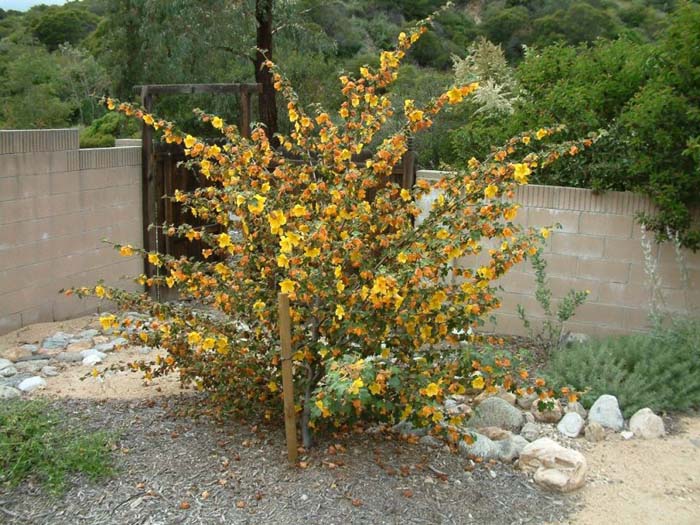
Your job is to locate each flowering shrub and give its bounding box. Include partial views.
[69,22,593,446]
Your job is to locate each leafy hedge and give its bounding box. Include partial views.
[545,318,700,417]
[445,3,700,249]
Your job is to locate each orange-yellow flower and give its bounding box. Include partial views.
[279,279,296,294]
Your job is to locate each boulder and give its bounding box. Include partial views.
[467,397,524,432]
[557,412,585,438]
[41,332,72,350]
[584,422,606,442]
[531,398,563,423]
[474,387,516,407]
[0,373,31,389]
[588,395,624,431]
[41,366,59,377]
[497,435,529,462]
[0,365,17,377]
[629,408,665,439]
[18,376,46,393]
[0,385,21,399]
[0,358,14,371]
[565,401,587,418]
[0,347,32,362]
[517,392,538,410]
[66,340,93,353]
[55,351,84,363]
[520,422,540,442]
[478,426,512,441]
[519,437,587,492]
[15,359,50,374]
[78,329,99,340]
[458,433,500,461]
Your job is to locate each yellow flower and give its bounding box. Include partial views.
[218,233,232,249]
[336,281,345,293]
[540,227,550,239]
[187,332,202,345]
[423,382,440,397]
[268,381,279,393]
[471,375,485,390]
[397,252,408,264]
[369,382,383,395]
[119,245,134,257]
[261,182,271,194]
[305,246,320,258]
[348,378,364,395]
[513,163,531,184]
[148,252,161,265]
[253,300,265,310]
[99,314,116,331]
[484,184,498,199]
[106,98,115,110]
[315,399,330,417]
[503,206,518,221]
[436,229,449,240]
[267,210,287,235]
[279,279,296,294]
[447,86,464,104]
[400,188,411,202]
[143,114,154,126]
[291,204,307,217]
[276,254,289,268]
[212,116,223,129]
[202,337,216,350]
[335,305,345,320]
[184,135,196,148]
[248,195,266,214]
[536,128,547,140]
[95,285,105,298]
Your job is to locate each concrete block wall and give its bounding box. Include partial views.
[0,129,143,334]
[418,170,700,337]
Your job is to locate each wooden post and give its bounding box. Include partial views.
[277,292,298,464]
[240,90,252,139]
[140,88,154,281]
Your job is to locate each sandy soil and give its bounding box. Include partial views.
[573,418,700,525]
[3,317,700,524]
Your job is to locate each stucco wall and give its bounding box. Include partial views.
[0,129,142,334]
[417,170,700,337]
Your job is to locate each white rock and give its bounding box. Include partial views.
[621,430,634,440]
[519,437,587,492]
[629,408,665,439]
[82,354,103,366]
[557,412,585,438]
[0,385,21,399]
[80,349,107,359]
[588,394,624,431]
[18,376,47,392]
[458,433,500,460]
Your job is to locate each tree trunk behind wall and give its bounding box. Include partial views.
[254,0,278,142]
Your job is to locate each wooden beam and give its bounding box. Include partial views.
[240,90,252,139]
[133,83,262,95]
[277,293,298,465]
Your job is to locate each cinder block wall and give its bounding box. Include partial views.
[418,170,700,337]
[0,129,143,334]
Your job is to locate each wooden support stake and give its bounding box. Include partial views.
[278,292,298,465]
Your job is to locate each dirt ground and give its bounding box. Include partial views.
[2,317,699,524]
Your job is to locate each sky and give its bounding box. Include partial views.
[1,0,67,11]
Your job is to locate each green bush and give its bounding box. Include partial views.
[545,318,700,417]
[0,400,114,493]
[79,111,139,148]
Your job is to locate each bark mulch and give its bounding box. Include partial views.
[0,395,579,525]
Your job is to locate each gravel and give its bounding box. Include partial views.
[0,396,580,525]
